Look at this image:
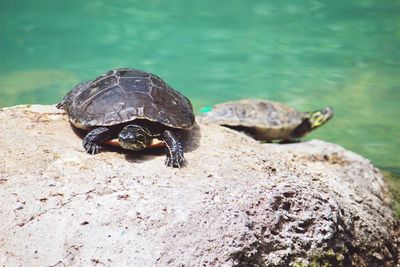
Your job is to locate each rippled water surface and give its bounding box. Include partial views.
[1,0,399,171]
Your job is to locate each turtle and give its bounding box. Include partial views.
[56,68,195,168]
[199,99,333,142]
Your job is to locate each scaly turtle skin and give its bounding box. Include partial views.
[200,99,333,141]
[57,68,195,168]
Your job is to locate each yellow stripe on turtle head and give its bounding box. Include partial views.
[308,106,333,129]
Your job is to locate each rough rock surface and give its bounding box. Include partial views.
[0,105,398,266]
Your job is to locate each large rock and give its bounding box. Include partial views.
[0,105,398,266]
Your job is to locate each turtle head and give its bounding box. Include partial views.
[290,106,333,139]
[118,124,153,151]
[306,106,334,129]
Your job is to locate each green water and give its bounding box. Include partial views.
[1,0,399,172]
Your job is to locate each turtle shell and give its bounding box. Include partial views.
[200,99,307,140]
[61,68,195,130]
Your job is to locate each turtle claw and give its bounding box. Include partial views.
[82,127,111,155]
[162,130,185,168]
[164,141,184,168]
[83,141,102,155]
[165,153,184,168]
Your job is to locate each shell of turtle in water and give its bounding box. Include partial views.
[61,68,195,130]
[200,99,316,141]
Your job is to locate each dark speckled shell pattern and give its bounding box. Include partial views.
[62,69,195,130]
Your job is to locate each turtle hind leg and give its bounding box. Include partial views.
[83,127,113,155]
[56,101,64,109]
[162,130,184,168]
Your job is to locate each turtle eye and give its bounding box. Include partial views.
[312,112,322,119]
[309,111,324,128]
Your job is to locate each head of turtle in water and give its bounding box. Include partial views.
[290,106,334,139]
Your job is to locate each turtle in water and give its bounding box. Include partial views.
[57,68,195,168]
[199,99,333,142]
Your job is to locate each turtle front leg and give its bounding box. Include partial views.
[162,130,184,168]
[83,127,113,155]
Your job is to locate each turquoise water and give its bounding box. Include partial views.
[1,0,399,172]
